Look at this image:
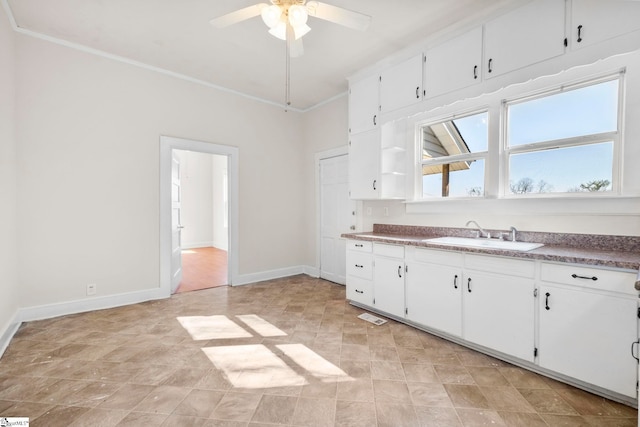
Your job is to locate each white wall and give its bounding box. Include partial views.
[301,96,349,268]
[0,6,19,343]
[175,150,214,248]
[14,34,308,308]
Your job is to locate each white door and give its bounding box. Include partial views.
[171,151,183,293]
[320,155,354,285]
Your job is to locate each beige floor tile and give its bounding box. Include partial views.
[173,389,225,418]
[467,366,509,387]
[250,394,297,424]
[335,401,376,427]
[300,381,337,398]
[291,397,336,426]
[160,414,210,426]
[32,405,91,427]
[408,383,453,407]
[375,402,420,427]
[369,346,399,362]
[114,411,168,426]
[97,384,154,410]
[403,363,439,383]
[444,384,491,409]
[0,401,52,419]
[340,344,370,361]
[339,360,371,379]
[133,385,191,414]
[499,367,550,389]
[414,406,462,426]
[371,360,405,380]
[480,386,535,413]
[455,408,506,426]
[337,378,374,402]
[497,411,547,427]
[69,407,128,427]
[434,365,475,385]
[60,381,122,407]
[518,388,578,415]
[372,379,412,403]
[210,392,261,422]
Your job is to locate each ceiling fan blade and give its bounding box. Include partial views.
[209,4,266,28]
[306,1,371,31]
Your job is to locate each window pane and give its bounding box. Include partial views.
[423,159,484,198]
[508,80,618,146]
[509,142,613,194]
[423,112,487,159]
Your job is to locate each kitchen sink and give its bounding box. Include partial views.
[424,236,544,252]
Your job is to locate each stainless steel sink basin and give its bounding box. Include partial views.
[424,236,544,252]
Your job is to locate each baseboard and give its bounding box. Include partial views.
[16,286,168,323]
[0,314,20,359]
[182,241,214,249]
[234,265,320,286]
[303,265,319,278]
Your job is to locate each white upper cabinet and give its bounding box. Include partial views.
[348,129,380,200]
[348,74,380,135]
[484,0,566,79]
[380,54,424,113]
[424,27,483,99]
[570,0,640,50]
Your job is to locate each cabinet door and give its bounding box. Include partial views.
[406,262,462,337]
[539,285,638,398]
[349,130,380,200]
[424,27,483,99]
[484,0,565,78]
[346,276,373,306]
[463,270,535,362]
[380,54,423,113]
[349,74,379,134]
[373,256,405,317]
[571,0,640,50]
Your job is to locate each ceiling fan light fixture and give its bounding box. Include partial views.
[293,23,311,39]
[268,21,287,40]
[260,4,282,28]
[288,4,309,28]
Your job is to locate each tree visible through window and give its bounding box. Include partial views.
[506,77,620,195]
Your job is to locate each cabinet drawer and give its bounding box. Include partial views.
[465,254,535,278]
[541,262,637,295]
[346,251,373,279]
[346,276,373,305]
[347,240,372,252]
[413,248,464,266]
[374,243,404,258]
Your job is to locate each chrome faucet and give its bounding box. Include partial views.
[466,220,490,239]
[508,226,517,242]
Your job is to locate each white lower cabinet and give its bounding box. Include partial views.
[372,244,405,317]
[345,240,639,402]
[345,241,373,305]
[538,263,639,398]
[463,269,535,362]
[406,248,462,337]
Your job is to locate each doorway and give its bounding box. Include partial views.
[173,149,229,293]
[160,136,239,297]
[317,148,356,285]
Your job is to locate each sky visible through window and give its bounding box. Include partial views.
[422,79,619,197]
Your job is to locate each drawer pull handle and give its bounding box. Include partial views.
[467,277,472,293]
[398,266,402,278]
[473,65,478,79]
[571,274,598,281]
[355,244,363,248]
[488,58,493,73]
[453,274,458,289]
[355,264,363,268]
[577,24,583,43]
[545,292,551,310]
[632,340,640,362]
[355,289,364,294]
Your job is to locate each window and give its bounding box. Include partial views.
[420,111,488,198]
[505,77,620,195]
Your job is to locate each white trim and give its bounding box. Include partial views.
[314,146,350,276]
[16,287,165,324]
[160,136,239,295]
[0,0,343,113]
[0,317,20,359]
[233,265,316,286]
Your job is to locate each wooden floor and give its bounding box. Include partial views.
[176,247,228,293]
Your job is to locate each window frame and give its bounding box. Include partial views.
[500,73,624,198]
[418,109,490,199]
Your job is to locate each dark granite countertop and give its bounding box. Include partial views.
[341,224,640,272]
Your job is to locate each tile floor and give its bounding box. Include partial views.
[0,275,637,426]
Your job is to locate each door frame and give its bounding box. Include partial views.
[314,145,361,279]
[160,136,239,297]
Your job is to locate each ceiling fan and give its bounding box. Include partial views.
[210,1,371,58]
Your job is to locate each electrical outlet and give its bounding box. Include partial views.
[87,283,97,296]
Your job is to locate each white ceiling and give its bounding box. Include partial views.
[5,0,520,111]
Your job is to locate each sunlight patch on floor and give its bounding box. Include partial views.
[236,314,288,337]
[276,343,351,382]
[177,315,252,340]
